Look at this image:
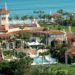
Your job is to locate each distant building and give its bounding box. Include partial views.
[0,6,9,30]
[0,5,66,47]
[0,5,10,38]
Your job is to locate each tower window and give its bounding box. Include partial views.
[2,17,6,20]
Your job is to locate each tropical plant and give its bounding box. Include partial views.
[21,15,29,20]
[50,40,68,63]
[33,10,44,20]
[0,56,33,75]
[57,9,64,15]
[16,51,26,58]
[14,32,32,49]
[8,17,12,21]
[14,15,20,20]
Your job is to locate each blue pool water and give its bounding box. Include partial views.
[33,56,48,64]
[33,56,57,64]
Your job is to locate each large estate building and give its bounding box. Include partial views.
[0,5,70,49]
[0,5,75,62]
[0,6,9,30]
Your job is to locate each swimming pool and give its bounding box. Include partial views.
[33,56,48,64]
[33,55,57,64]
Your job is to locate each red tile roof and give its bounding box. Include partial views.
[0,33,9,38]
[47,30,64,35]
[9,24,37,29]
[52,13,61,17]
[6,27,43,35]
[67,45,75,55]
[7,31,20,35]
[9,25,18,29]
[7,27,64,35]
[26,49,37,55]
[66,33,75,55]
[0,25,7,32]
[66,32,74,41]
[0,7,8,14]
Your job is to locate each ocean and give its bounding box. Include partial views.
[0,0,75,16]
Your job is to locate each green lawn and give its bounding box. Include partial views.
[40,23,75,35]
[3,50,14,59]
[32,64,75,75]
[50,64,75,75]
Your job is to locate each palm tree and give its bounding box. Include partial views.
[57,9,64,15]
[14,15,20,20]
[69,13,75,26]
[63,12,73,26]
[14,31,32,51]
[8,17,12,21]
[14,15,20,24]
[29,16,34,20]
[21,15,28,21]
[28,16,34,22]
[33,10,44,20]
[40,28,48,46]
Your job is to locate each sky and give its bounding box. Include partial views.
[0,0,75,16]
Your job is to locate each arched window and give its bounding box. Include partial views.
[2,17,6,20]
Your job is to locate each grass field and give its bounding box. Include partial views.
[40,23,75,35]
[50,64,75,75]
[32,64,75,75]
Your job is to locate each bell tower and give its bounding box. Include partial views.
[0,3,9,30]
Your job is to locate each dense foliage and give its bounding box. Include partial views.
[50,40,70,63]
[0,61,75,75]
[31,64,75,75]
[0,57,33,75]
